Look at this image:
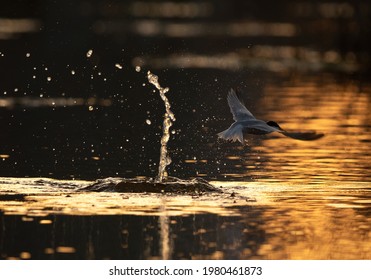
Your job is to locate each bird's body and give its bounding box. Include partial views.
[218,89,324,144]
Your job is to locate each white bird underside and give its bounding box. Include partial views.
[218,89,324,144]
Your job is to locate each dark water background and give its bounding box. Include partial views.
[0,0,370,259]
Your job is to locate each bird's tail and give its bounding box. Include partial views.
[217,123,244,144]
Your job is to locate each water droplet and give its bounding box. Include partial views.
[47,77,52,82]
[146,119,151,125]
[135,66,141,72]
[115,63,123,69]
[88,106,94,111]
[86,49,93,58]
[26,53,31,58]
[71,70,75,75]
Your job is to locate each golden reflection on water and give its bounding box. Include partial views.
[206,181,370,259]
[224,78,371,183]
[0,74,370,259]
[0,178,370,259]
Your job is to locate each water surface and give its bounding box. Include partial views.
[0,0,370,260]
[0,178,370,259]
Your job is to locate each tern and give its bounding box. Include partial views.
[218,89,324,144]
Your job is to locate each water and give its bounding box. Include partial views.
[0,0,370,260]
[0,178,369,259]
[146,70,175,182]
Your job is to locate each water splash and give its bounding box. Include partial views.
[147,71,176,182]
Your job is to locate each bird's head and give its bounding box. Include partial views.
[266,121,282,130]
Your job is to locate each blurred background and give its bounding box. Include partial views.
[0,0,370,182]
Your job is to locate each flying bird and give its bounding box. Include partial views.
[218,89,324,144]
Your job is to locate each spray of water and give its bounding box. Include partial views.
[147,71,176,182]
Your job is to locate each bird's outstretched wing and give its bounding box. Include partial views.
[227,89,255,121]
[280,131,324,141]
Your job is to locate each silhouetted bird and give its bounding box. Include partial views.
[218,89,324,144]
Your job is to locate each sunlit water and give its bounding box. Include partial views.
[1,70,370,260]
[1,71,371,260]
[1,0,370,260]
[0,178,370,259]
[212,78,371,183]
